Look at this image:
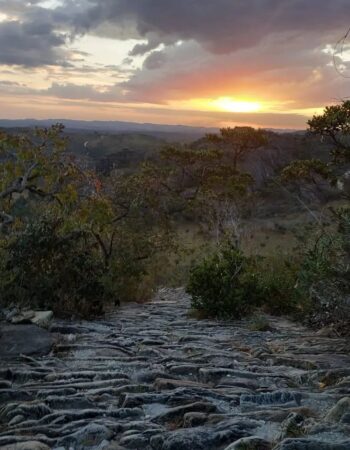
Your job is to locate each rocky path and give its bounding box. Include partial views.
[1,288,350,450]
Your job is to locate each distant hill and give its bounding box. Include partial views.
[0,118,302,141]
[66,132,168,174]
[0,118,219,142]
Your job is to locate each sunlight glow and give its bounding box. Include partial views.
[38,0,63,9]
[0,13,10,22]
[212,97,262,113]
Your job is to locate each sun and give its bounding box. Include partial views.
[213,97,261,113]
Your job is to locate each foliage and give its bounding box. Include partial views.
[186,242,262,319]
[334,207,350,260]
[281,101,350,197]
[280,159,335,186]
[186,225,350,321]
[0,124,92,231]
[0,217,112,317]
[0,126,259,316]
[277,101,350,332]
[308,100,350,163]
[206,126,268,169]
[141,145,254,244]
[254,256,299,315]
[0,125,173,315]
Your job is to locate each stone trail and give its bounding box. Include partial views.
[1,288,350,450]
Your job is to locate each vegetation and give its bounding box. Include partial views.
[0,126,168,316]
[187,242,261,319]
[188,104,350,333]
[0,105,349,333]
[0,127,254,316]
[206,126,268,169]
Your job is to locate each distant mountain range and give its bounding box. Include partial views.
[0,118,217,136]
[0,118,302,139]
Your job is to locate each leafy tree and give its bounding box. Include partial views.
[0,125,169,314]
[280,101,350,197]
[206,126,268,169]
[280,102,350,333]
[0,124,95,232]
[138,145,254,244]
[308,100,350,163]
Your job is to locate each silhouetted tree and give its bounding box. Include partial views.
[206,126,268,169]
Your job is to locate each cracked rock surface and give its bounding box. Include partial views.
[1,288,350,449]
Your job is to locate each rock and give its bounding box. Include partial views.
[154,378,208,391]
[11,311,35,324]
[240,391,302,407]
[2,306,19,322]
[183,412,208,427]
[56,423,113,449]
[8,414,24,426]
[30,311,53,329]
[274,439,350,450]
[0,443,50,450]
[149,419,254,450]
[224,436,272,450]
[119,433,149,448]
[103,444,127,450]
[325,397,350,422]
[0,402,51,422]
[153,401,218,425]
[0,325,53,357]
[2,288,350,450]
[279,413,307,439]
[340,412,350,423]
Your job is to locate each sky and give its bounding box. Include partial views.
[0,0,350,129]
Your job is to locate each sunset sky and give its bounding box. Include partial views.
[0,1,350,129]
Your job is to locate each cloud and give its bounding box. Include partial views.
[0,20,68,67]
[43,81,121,101]
[143,51,167,70]
[61,0,350,108]
[115,35,346,108]
[1,0,350,125]
[76,0,350,54]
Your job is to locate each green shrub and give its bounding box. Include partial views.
[0,218,113,317]
[186,242,262,319]
[255,256,299,315]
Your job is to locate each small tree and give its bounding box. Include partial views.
[281,101,350,201]
[308,100,350,164]
[0,124,93,232]
[280,101,350,334]
[206,127,268,170]
[139,145,253,244]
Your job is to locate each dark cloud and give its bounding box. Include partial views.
[143,51,167,70]
[0,0,349,117]
[0,20,67,67]
[76,0,350,54]
[0,0,80,67]
[63,0,350,107]
[1,0,349,68]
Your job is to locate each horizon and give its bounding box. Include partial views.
[0,1,349,128]
[0,116,305,133]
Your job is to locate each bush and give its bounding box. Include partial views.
[0,218,114,317]
[186,242,262,319]
[255,256,299,315]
